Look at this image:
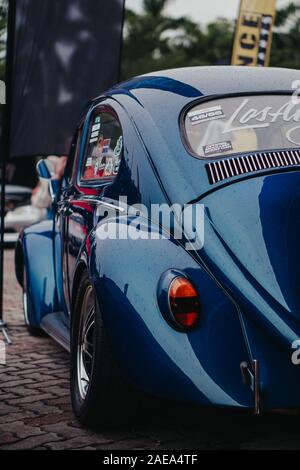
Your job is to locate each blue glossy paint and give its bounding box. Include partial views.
[198,172,300,408]
[89,217,252,406]
[22,220,58,326]
[15,66,300,411]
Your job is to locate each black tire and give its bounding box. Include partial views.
[70,270,137,427]
[22,265,45,337]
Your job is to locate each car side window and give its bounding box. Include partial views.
[81,108,123,183]
[62,126,82,188]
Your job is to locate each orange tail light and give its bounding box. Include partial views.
[168,277,200,330]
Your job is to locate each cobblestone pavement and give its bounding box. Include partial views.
[1,249,300,450]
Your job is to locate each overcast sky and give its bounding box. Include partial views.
[126,0,291,24]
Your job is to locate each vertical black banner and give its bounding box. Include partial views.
[10,0,125,158]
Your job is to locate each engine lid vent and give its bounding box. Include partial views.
[206,149,300,184]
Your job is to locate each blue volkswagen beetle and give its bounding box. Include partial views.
[15,66,300,425]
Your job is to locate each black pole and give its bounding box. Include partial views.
[0,0,16,343]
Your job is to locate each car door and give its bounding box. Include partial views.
[64,105,124,312]
[54,127,82,316]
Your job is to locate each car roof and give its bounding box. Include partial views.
[107,66,300,103]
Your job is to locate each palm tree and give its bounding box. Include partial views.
[271,2,300,69]
[121,0,196,79]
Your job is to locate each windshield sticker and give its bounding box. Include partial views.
[203,141,233,157]
[222,98,300,135]
[188,106,225,126]
[219,98,300,146]
[185,94,300,158]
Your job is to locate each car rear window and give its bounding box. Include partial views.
[184,95,300,158]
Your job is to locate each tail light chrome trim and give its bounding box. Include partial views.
[206,149,300,184]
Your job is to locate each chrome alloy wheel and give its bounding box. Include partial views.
[77,285,95,401]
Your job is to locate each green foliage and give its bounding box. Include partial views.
[121,0,300,80]
[271,2,300,69]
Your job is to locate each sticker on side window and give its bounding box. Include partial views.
[92,123,101,132]
[90,131,99,139]
[203,140,233,157]
[113,136,123,157]
[104,158,114,176]
[188,106,225,126]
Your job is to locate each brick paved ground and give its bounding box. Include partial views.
[1,249,300,450]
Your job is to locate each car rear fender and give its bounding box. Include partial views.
[87,215,253,408]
